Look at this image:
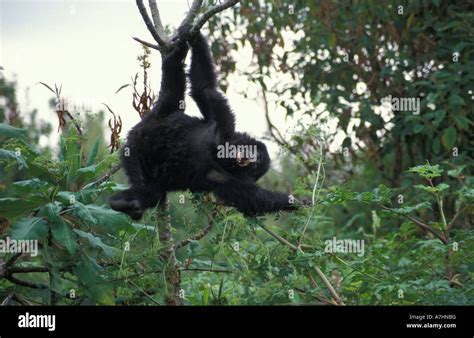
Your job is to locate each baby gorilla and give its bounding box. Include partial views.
[110,32,302,220]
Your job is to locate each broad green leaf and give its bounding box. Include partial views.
[87,136,101,166]
[11,217,48,240]
[441,127,457,150]
[452,114,472,130]
[72,254,115,305]
[71,202,98,225]
[76,165,97,182]
[0,197,47,219]
[37,203,77,254]
[10,179,50,195]
[50,218,77,254]
[85,204,130,233]
[74,229,119,257]
[55,191,78,205]
[0,123,27,140]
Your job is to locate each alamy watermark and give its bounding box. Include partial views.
[217,142,257,162]
[381,94,420,115]
[0,237,38,257]
[324,237,365,257]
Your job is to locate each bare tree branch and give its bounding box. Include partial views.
[136,0,168,46]
[149,0,169,42]
[132,37,163,52]
[189,0,240,36]
[5,275,48,289]
[134,0,240,54]
[381,205,449,244]
[171,0,204,40]
[11,266,49,273]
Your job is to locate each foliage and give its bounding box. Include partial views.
[0,1,473,305]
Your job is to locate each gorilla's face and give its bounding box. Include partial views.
[216,133,270,182]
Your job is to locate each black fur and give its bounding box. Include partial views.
[109,33,300,220]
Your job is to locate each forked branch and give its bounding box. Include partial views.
[134,0,240,54]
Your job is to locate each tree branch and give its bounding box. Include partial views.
[448,204,469,230]
[189,0,240,36]
[94,164,122,186]
[132,36,163,52]
[148,0,169,42]
[176,222,213,249]
[174,0,203,39]
[257,223,344,305]
[136,0,168,46]
[134,0,240,54]
[5,275,48,289]
[381,205,449,244]
[157,199,183,305]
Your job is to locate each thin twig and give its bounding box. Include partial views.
[132,37,163,52]
[94,164,122,186]
[448,204,469,230]
[258,223,344,305]
[259,224,299,251]
[177,222,213,249]
[381,205,449,244]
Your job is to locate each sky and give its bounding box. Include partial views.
[0,0,315,158]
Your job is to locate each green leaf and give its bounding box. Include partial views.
[65,128,81,187]
[55,191,78,206]
[87,136,100,166]
[452,114,472,130]
[11,217,48,240]
[10,179,50,195]
[459,188,474,201]
[0,197,47,219]
[76,165,97,182]
[0,123,28,140]
[38,203,77,254]
[71,202,98,225]
[202,285,210,305]
[441,127,457,150]
[413,124,424,134]
[447,166,464,178]
[414,183,449,194]
[73,254,101,285]
[386,202,432,215]
[85,205,130,233]
[73,254,116,305]
[50,218,77,254]
[0,149,28,169]
[36,82,56,95]
[115,84,131,95]
[408,164,443,179]
[74,229,119,257]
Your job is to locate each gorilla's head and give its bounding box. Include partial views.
[216,132,270,182]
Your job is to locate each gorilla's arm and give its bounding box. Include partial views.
[214,181,296,215]
[150,42,189,116]
[189,33,235,139]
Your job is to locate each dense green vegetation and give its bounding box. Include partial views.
[0,0,472,305]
